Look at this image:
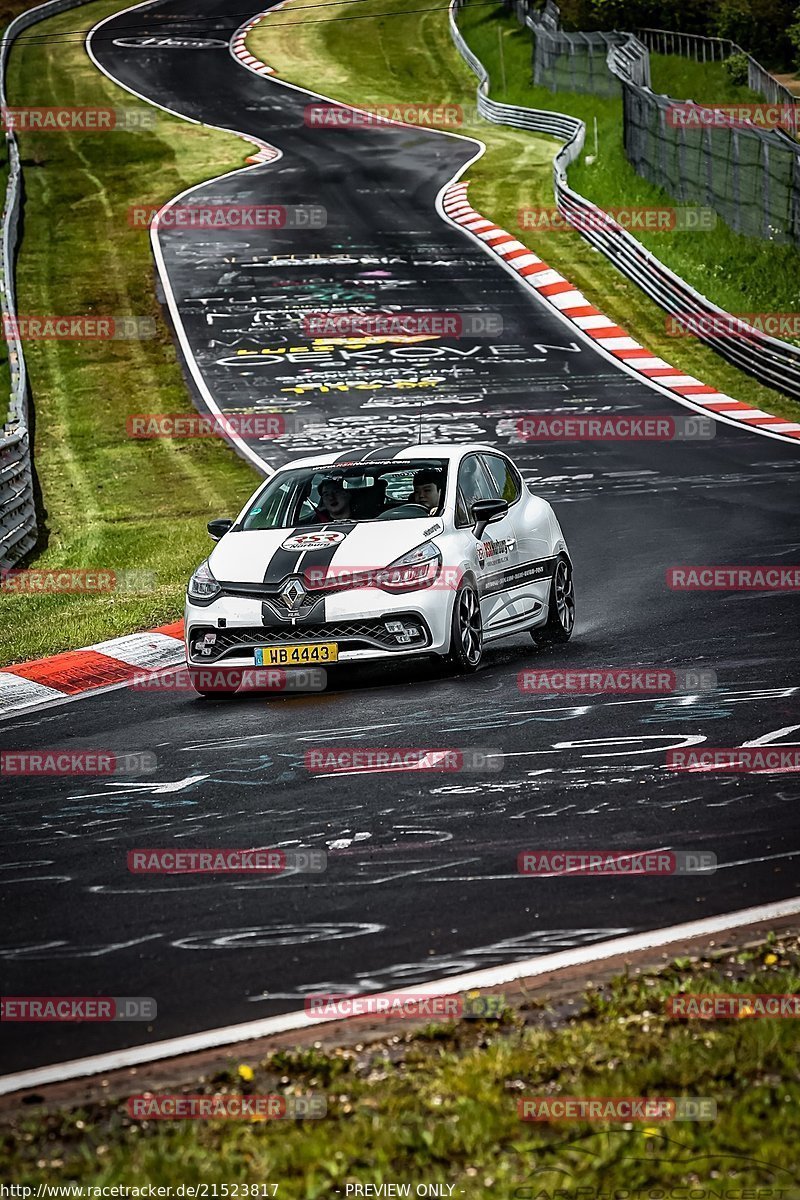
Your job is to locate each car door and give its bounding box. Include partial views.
[455,453,521,636]
[480,451,554,625]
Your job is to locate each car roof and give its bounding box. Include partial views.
[280,443,507,470]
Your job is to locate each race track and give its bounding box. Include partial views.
[1,0,799,1080]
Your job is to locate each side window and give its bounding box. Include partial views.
[455,455,497,528]
[242,478,295,530]
[481,454,521,504]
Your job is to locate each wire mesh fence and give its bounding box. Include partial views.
[532,28,628,97]
[638,28,797,123]
[451,0,800,403]
[622,86,800,242]
[518,1,800,246]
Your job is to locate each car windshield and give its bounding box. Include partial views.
[239,459,449,531]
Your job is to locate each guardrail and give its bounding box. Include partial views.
[449,0,800,402]
[607,33,650,89]
[0,0,95,567]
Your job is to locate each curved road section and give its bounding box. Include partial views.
[0,0,798,1081]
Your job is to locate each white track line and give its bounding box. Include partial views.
[434,171,800,448]
[2,895,799,1096]
[240,0,800,448]
[91,0,797,459]
[11,0,791,1098]
[86,1,283,476]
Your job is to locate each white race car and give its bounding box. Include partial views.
[184,443,574,693]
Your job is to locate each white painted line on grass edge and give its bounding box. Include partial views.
[2,895,799,1096]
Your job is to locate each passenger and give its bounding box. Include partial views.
[313,476,352,521]
[412,468,443,514]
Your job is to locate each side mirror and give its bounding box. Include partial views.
[207,518,233,542]
[471,497,508,540]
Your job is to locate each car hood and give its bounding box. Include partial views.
[208,520,444,584]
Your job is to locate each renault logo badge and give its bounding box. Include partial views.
[279,578,306,610]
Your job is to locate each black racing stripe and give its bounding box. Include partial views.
[296,522,357,580]
[361,444,408,461]
[482,557,557,597]
[294,522,359,625]
[332,448,372,464]
[258,523,359,625]
[261,527,306,588]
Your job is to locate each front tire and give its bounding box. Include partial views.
[189,667,241,700]
[446,581,483,673]
[532,555,575,646]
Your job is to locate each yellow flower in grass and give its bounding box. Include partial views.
[764,953,778,966]
[238,1064,255,1082]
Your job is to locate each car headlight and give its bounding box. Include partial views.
[377,541,441,592]
[303,541,442,594]
[187,559,221,602]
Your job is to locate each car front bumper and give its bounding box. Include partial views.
[184,584,454,668]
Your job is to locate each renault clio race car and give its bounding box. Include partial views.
[184,443,574,694]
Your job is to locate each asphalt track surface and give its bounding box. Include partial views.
[2,0,800,1077]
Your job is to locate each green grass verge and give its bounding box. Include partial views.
[648,53,764,105]
[470,9,800,336]
[249,0,800,425]
[2,932,798,1192]
[0,0,258,666]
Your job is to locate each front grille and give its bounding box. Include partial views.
[188,618,430,661]
[221,584,323,619]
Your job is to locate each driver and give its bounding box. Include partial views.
[313,476,352,521]
[411,468,443,514]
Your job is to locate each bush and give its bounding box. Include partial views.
[713,0,795,69]
[789,5,800,73]
[723,51,750,86]
[559,0,710,33]
[558,0,798,69]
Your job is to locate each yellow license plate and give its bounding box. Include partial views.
[254,642,338,666]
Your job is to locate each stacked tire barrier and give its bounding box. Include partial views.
[449,0,800,403]
[0,0,94,567]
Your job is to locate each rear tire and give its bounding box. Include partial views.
[532,555,575,646]
[446,581,483,673]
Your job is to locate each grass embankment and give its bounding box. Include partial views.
[469,10,800,347]
[249,0,800,424]
[647,54,764,104]
[2,932,799,1192]
[0,0,257,665]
